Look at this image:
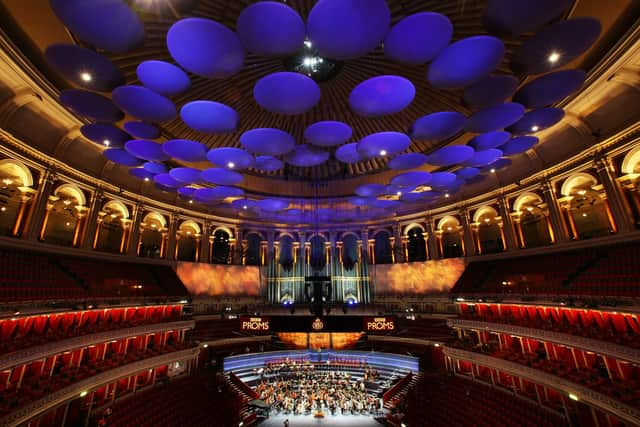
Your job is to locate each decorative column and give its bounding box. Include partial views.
[425,218,439,260]
[93,212,106,249]
[194,235,201,262]
[513,215,526,248]
[199,222,210,263]
[160,231,167,258]
[402,235,409,262]
[367,239,375,264]
[360,229,368,264]
[471,224,481,255]
[119,219,132,253]
[541,180,570,243]
[392,223,404,263]
[389,236,396,263]
[561,202,579,240]
[165,214,179,261]
[421,232,429,260]
[11,190,35,237]
[498,197,519,251]
[235,229,244,265]
[596,157,635,233]
[81,189,104,249]
[260,241,268,266]
[126,203,143,256]
[228,237,236,264]
[459,209,476,256]
[39,199,56,241]
[25,169,55,241]
[72,206,89,247]
[242,239,248,265]
[174,234,181,260]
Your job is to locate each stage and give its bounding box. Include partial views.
[258,413,384,426]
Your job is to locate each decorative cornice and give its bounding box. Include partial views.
[200,336,272,347]
[366,335,442,347]
[0,320,195,371]
[448,319,640,365]
[0,347,200,427]
[442,346,640,426]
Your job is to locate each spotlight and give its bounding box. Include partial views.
[304,40,312,48]
[103,139,110,146]
[396,191,402,196]
[379,149,387,156]
[531,125,540,132]
[227,162,235,169]
[80,72,92,82]
[79,391,88,397]
[0,207,5,212]
[548,51,560,64]
[188,200,193,204]
[569,393,578,401]
[490,168,496,173]
[303,57,313,66]
[444,193,450,198]
[144,177,150,182]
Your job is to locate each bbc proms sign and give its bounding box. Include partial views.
[364,317,395,331]
[240,316,271,331]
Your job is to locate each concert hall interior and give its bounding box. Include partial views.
[0,0,639,426]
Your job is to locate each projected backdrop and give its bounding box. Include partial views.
[371,258,465,295]
[176,262,260,296]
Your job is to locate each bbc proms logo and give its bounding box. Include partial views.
[365,317,395,331]
[241,317,270,331]
[312,318,324,331]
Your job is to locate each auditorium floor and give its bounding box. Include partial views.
[258,413,384,426]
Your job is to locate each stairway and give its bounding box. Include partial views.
[49,257,88,290]
[382,372,423,410]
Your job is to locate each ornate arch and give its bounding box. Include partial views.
[561,172,598,196]
[245,230,266,240]
[0,159,33,187]
[102,200,129,218]
[621,146,640,174]
[437,215,460,231]
[473,206,499,223]
[142,211,167,228]
[513,192,544,213]
[371,228,390,238]
[403,222,425,236]
[53,183,86,206]
[211,225,233,238]
[180,220,201,235]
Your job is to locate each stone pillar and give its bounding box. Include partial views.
[81,189,104,249]
[498,197,519,251]
[235,229,244,265]
[367,239,375,264]
[360,229,369,264]
[72,206,89,247]
[127,203,144,256]
[166,214,179,261]
[541,180,570,243]
[596,157,635,233]
[12,190,34,237]
[459,209,476,256]
[389,236,396,263]
[267,231,275,262]
[392,223,404,263]
[25,169,55,241]
[425,218,439,260]
[260,241,268,266]
[39,200,55,241]
[200,222,210,263]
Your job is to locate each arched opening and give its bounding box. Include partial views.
[309,234,326,272]
[474,206,504,254]
[95,200,129,253]
[438,216,463,258]
[341,234,358,271]
[42,184,86,247]
[620,147,640,227]
[373,230,392,264]
[562,173,612,239]
[139,212,166,259]
[513,193,552,248]
[245,232,262,266]
[407,226,427,262]
[177,221,200,262]
[211,229,230,264]
[0,159,34,237]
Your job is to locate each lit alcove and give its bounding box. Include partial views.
[341,233,359,270]
[513,192,553,248]
[95,200,129,253]
[406,225,427,262]
[619,146,640,227]
[473,206,504,254]
[0,159,34,237]
[309,234,327,272]
[373,229,393,264]
[211,228,231,264]
[42,184,87,247]
[176,220,200,262]
[437,216,463,258]
[138,212,166,259]
[561,173,613,239]
[245,232,263,266]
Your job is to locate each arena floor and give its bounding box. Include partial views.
[258,413,384,426]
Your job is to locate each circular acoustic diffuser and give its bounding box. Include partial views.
[80,123,130,148]
[49,0,143,53]
[349,197,371,206]
[124,121,161,139]
[483,0,574,36]
[45,44,124,92]
[390,171,432,188]
[254,156,284,172]
[257,199,289,212]
[513,69,586,109]
[236,1,305,56]
[112,85,176,122]
[124,140,170,162]
[306,0,390,60]
[207,147,254,170]
[463,148,503,167]
[355,184,386,198]
[136,60,190,97]
[384,12,452,65]
[254,72,321,115]
[508,108,565,135]
[200,168,244,185]
[411,111,466,142]
[500,136,539,156]
[180,100,238,134]
[169,167,203,184]
[456,167,481,180]
[240,128,295,156]
[388,153,428,170]
[428,36,505,90]
[231,199,257,210]
[356,132,410,159]
[426,145,475,167]
[129,167,155,180]
[430,171,458,190]
[178,187,197,198]
[335,143,363,164]
[167,17,245,79]
[463,74,519,110]
[349,75,415,117]
[284,145,330,167]
[103,148,143,166]
[143,162,168,174]
[154,173,182,188]
[162,139,208,163]
[465,102,525,133]
[194,187,244,202]
[60,89,123,122]
[468,131,511,150]
[511,18,602,75]
[304,121,352,147]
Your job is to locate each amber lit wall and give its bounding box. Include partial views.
[371,258,466,295]
[277,332,364,350]
[175,262,260,296]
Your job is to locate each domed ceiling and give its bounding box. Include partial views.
[1,0,635,225]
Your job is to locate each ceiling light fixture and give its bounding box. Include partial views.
[227,162,235,169]
[103,139,110,146]
[2,178,12,186]
[243,205,248,210]
[490,168,496,173]
[188,199,193,204]
[379,149,387,156]
[0,207,6,212]
[396,191,402,196]
[444,193,450,198]
[548,51,560,64]
[531,125,540,132]
[80,72,92,82]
